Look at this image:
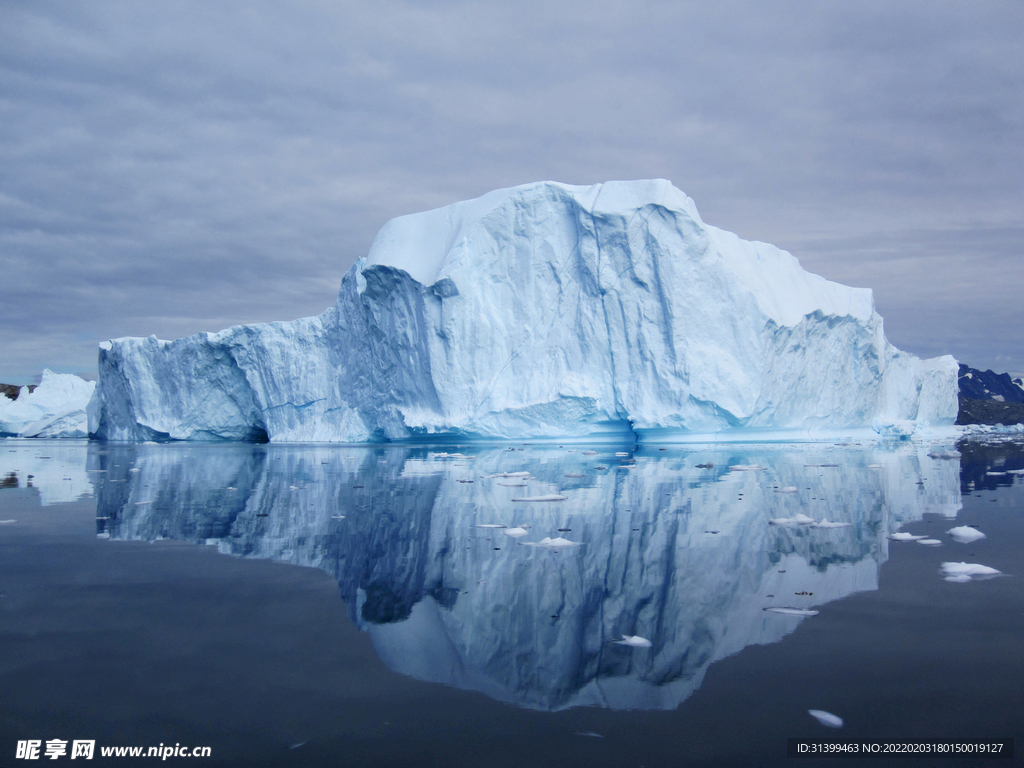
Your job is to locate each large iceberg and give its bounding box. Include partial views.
[89,180,957,443]
[0,370,95,438]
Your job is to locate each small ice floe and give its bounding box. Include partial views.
[97,532,110,539]
[808,710,844,728]
[521,536,580,550]
[0,519,16,524]
[95,516,110,520]
[941,562,1001,582]
[764,607,819,617]
[917,538,942,546]
[947,525,986,544]
[1007,469,1024,475]
[613,635,652,648]
[512,494,568,502]
[615,452,630,457]
[581,450,598,456]
[331,515,346,520]
[475,524,507,529]
[812,519,851,529]
[503,526,530,538]
[889,532,927,541]
[986,471,1007,476]
[867,464,882,469]
[129,467,141,472]
[775,486,799,493]
[227,486,236,491]
[498,481,528,487]
[142,441,158,445]
[729,464,766,471]
[134,501,152,506]
[769,513,816,527]
[492,471,531,478]
[928,450,961,460]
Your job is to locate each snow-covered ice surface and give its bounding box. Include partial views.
[0,371,95,438]
[89,180,958,443]
[47,438,966,712]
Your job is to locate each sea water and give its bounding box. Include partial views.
[0,437,1021,766]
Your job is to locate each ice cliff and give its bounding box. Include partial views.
[89,180,958,443]
[0,370,95,438]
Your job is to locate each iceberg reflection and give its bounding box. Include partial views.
[79,441,960,711]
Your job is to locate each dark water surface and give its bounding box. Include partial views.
[1,437,1021,767]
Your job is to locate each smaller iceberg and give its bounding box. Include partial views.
[0,370,95,438]
[940,562,1001,582]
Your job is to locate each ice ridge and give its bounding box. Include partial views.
[89,180,958,443]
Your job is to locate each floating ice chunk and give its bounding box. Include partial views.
[917,538,942,546]
[0,519,16,524]
[808,710,843,728]
[889,532,927,541]
[475,524,507,529]
[491,471,530,478]
[812,519,851,529]
[615,452,630,457]
[331,515,346,519]
[134,501,152,506]
[986,471,1006,476]
[769,513,816,527]
[1007,469,1024,475]
[729,464,766,471]
[947,526,986,544]
[128,467,140,472]
[522,536,580,550]
[764,607,819,616]
[940,562,1001,581]
[866,464,882,469]
[775,486,799,493]
[613,635,652,648]
[503,526,530,538]
[512,494,568,502]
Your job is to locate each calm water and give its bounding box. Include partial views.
[1,437,1021,767]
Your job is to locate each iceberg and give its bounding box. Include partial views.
[0,370,95,438]
[89,180,958,443]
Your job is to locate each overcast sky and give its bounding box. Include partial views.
[2,0,1022,385]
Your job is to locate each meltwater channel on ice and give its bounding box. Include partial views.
[13,179,962,444]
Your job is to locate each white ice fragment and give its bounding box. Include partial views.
[331,515,346,519]
[917,538,942,546]
[0,519,16,524]
[729,464,766,471]
[491,471,530,478]
[615,452,630,457]
[812,520,851,529]
[764,607,819,616]
[521,536,580,550]
[986,471,1006,476]
[947,526,986,544]
[889,532,926,541]
[503,526,530,538]
[498,482,528,487]
[775,486,799,493]
[769,514,816,527]
[1006,469,1024,475]
[128,467,140,472]
[613,635,652,648]
[512,494,567,502]
[867,464,882,469]
[940,562,1001,580]
[808,710,843,728]
[134,501,152,506]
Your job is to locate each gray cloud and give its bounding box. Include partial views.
[2,0,1022,383]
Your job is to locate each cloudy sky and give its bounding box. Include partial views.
[2,0,1022,385]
